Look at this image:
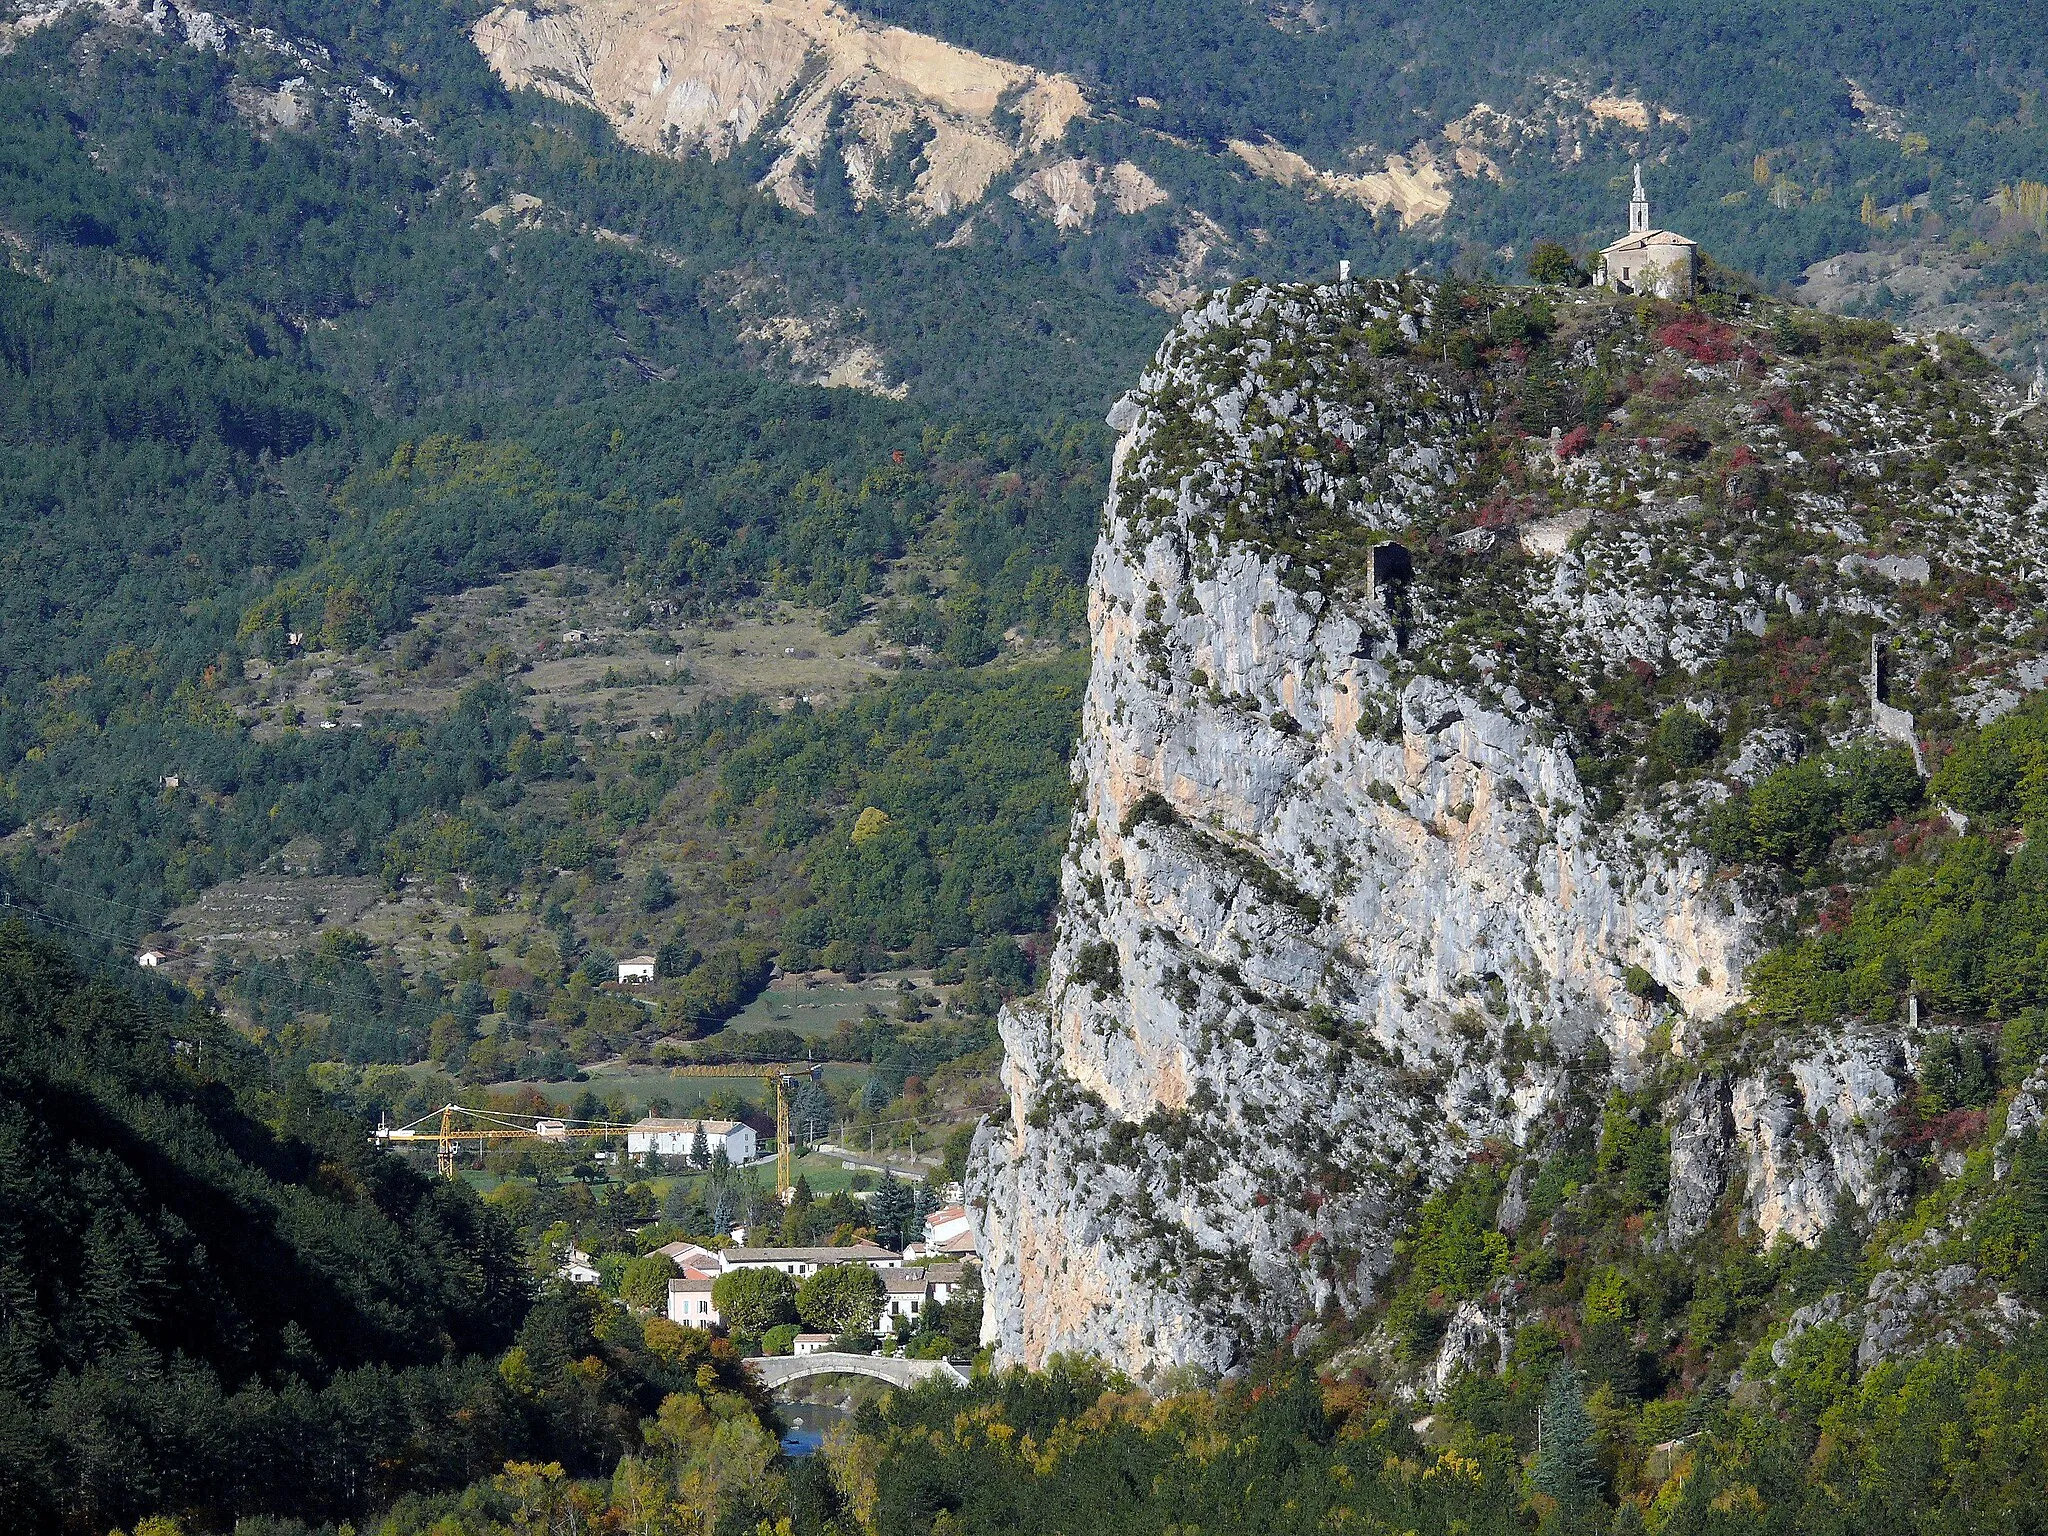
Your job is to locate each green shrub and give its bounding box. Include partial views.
[1526,240,1588,286]
[1706,743,1921,871]
[1748,834,2048,1025]
[1931,694,2048,823]
[1918,1033,1998,1112]
[795,1263,884,1335]
[1651,706,1720,771]
[619,1253,679,1313]
[2003,1009,2048,1084]
[1070,941,1121,997]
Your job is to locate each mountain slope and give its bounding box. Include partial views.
[464,0,2048,363]
[0,922,530,1522]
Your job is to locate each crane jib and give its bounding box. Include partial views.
[371,1062,822,1198]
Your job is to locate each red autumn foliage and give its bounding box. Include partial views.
[1892,821,1940,860]
[1475,493,1544,529]
[1656,315,1741,364]
[1556,424,1593,458]
[1899,1106,1989,1154]
[1817,887,1855,935]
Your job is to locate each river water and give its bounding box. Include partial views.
[778,1401,853,1456]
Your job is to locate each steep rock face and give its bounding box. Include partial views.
[1667,1035,1908,1248]
[971,277,2048,1377]
[974,281,1750,1375]
[1664,1070,1734,1244]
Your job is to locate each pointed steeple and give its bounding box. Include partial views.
[1629,163,1650,234]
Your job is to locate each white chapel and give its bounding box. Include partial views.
[1594,165,1698,300]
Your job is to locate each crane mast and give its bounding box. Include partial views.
[667,1062,823,1199]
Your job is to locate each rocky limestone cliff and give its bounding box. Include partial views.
[473,0,1087,218]
[972,277,2048,1377]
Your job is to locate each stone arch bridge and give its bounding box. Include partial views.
[748,1351,967,1391]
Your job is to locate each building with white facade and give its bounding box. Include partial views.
[617,954,657,983]
[656,1246,960,1335]
[793,1332,836,1356]
[904,1205,979,1261]
[879,1267,933,1323]
[718,1241,897,1278]
[626,1117,756,1164]
[1594,165,1698,300]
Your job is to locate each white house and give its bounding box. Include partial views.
[718,1242,898,1278]
[1594,165,1698,300]
[627,1117,757,1164]
[922,1262,967,1305]
[904,1205,978,1261]
[135,950,165,969]
[922,1205,975,1255]
[666,1272,721,1327]
[559,1247,601,1285]
[793,1332,836,1356]
[617,955,657,984]
[878,1267,931,1323]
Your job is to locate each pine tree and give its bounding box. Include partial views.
[872,1176,911,1250]
[1531,1365,1603,1511]
[690,1124,710,1170]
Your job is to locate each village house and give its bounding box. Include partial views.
[559,1247,601,1285]
[653,1239,721,1270]
[905,1204,976,1259]
[878,1267,931,1323]
[792,1332,836,1356]
[718,1241,898,1278]
[616,954,657,984]
[666,1271,721,1327]
[1594,165,1698,300]
[135,949,165,969]
[626,1116,757,1164]
[656,1246,960,1337]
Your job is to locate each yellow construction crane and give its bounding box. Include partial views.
[668,1061,823,1199]
[372,1063,824,1193]
[374,1104,628,1179]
